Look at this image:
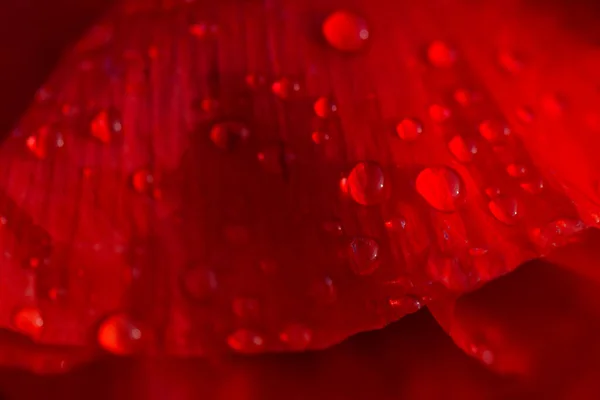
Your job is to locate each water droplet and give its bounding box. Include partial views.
[12,306,43,339]
[271,78,300,99]
[395,118,423,141]
[384,217,407,231]
[479,120,511,142]
[97,313,143,355]
[279,324,313,350]
[257,145,296,174]
[506,164,528,178]
[447,135,478,162]
[311,131,331,144]
[323,220,344,236]
[346,161,386,206]
[90,109,123,144]
[232,297,260,320]
[416,167,464,212]
[322,10,369,52]
[454,88,478,106]
[130,169,157,197]
[245,73,266,89]
[498,50,523,74]
[520,177,544,194]
[488,197,521,225]
[427,40,456,68]
[388,296,422,314]
[227,329,265,353]
[348,237,380,275]
[209,121,250,150]
[26,126,64,160]
[532,219,585,250]
[314,97,337,118]
[180,268,217,301]
[516,107,534,124]
[429,104,451,123]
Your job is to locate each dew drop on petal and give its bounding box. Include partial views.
[227,329,265,353]
[427,40,456,68]
[348,237,380,275]
[395,118,423,141]
[209,121,250,150]
[429,104,451,123]
[447,135,478,163]
[346,161,386,205]
[479,120,511,142]
[97,313,143,355]
[90,108,123,144]
[279,323,313,350]
[180,268,217,301]
[416,167,464,212]
[488,197,521,225]
[314,96,337,118]
[271,78,300,99]
[12,306,44,339]
[322,11,369,52]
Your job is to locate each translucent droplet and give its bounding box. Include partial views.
[311,131,330,144]
[348,237,380,275]
[488,197,521,225]
[271,78,300,99]
[395,118,423,141]
[479,120,511,142]
[280,323,313,350]
[516,107,534,124]
[427,40,456,68]
[314,97,337,118]
[498,50,523,74]
[532,219,585,250]
[454,88,477,106]
[447,135,478,162]
[310,276,337,303]
[416,167,464,212]
[130,169,157,196]
[323,220,344,236]
[209,121,250,150]
[506,164,528,178]
[180,268,217,301]
[245,73,266,89]
[429,104,451,123]
[227,329,265,353]
[322,11,369,52]
[232,297,260,320]
[388,296,422,314]
[346,161,386,206]
[26,126,65,160]
[520,177,544,194]
[90,108,123,144]
[97,313,143,355]
[12,306,44,339]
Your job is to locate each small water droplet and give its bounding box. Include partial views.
[348,237,380,275]
[97,313,143,355]
[209,121,250,150]
[90,108,123,144]
[395,118,423,141]
[322,11,369,52]
[271,78,300,99]
[346,161,386,206]
[130,169,158,197]
[311,131,331,144]
[506,164,528,178]
[384,217,407,231]
[232,297,260,320]
[323,220,344,236]
[12,306,43,339]
[532,219,585,250]
[454,88,478,106]
[314,96,337,118]
[447,135,478,162]
[427,40,456,68]
[279,323,313,350]
[520,177,544,194]
[311,276,337,303]
[227,329,265,353]
[429,104,451,123]
[479,120,511,142]
[180,268,217,301]
[245,73,266,89]
[516,107,534,124]
[416,167,464,212]
[488,196,521,225]
[26,126,65,160]
[498,50,523,74]
[388,296,422,314]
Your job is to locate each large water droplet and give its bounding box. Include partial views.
[322,11,369,52]
[395,118,423,141]
[97,313,143,355]
[348,237,380,275]
[227,329,265,353]
[209,121,250,150]
[12,306,44,340]
[416,167,464,212]
[427,40,456,68]
[488,196,521,225]
[90,108,123,144]
[280,323,312,350]
[180,268,217,301]
[346,161,386,206]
